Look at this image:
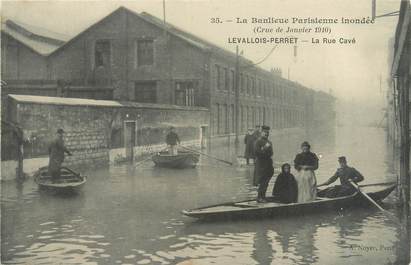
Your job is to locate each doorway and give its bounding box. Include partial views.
[200,125,208,149]
[124,121,136,161]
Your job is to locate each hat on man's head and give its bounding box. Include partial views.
[169,126,175,130]
[57,128,65,134]
[301,141,310,148]
[261,125,270,131]
[338,156,347,162]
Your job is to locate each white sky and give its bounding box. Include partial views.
[1,0,400,108]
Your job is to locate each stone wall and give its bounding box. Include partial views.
[64,130,109,167]
[1,95,209,180]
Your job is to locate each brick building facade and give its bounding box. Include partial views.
[1,6,335,137]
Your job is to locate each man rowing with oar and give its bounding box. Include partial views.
[317,156,364,197]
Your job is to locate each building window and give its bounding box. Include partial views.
[135,81,156,103]
[214,103,220,135]
[251,77,256,96]
[136,39,154,66]
[230,70,235,92]
[231,104,235,133]
[95,40,111,68]
[240,73,244,94]
[247,106,251,128]
[246,76,250,95]
[224,68,229,90]
[215,65,221,90]
[222,104,228,133]
[240,105,243,132]
[175,81,196,106]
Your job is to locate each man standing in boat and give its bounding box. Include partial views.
[252,125,261,141]
[166,126,180,155]
[244,128,256,165]
[317,156,364,197]
[294,141,319,202]
[254,125,274,203]
[252,125,262,182]
[48,128,72,182]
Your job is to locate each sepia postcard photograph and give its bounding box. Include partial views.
[1,0,411,264]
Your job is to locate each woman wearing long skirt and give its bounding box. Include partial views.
[293,141,319,202]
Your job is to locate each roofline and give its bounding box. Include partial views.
[44,6,328,95]
[8,94,209,112]
[48,6,211,57]
[5,19,66,45]
[48,7,125,57]
[1,31,49,56]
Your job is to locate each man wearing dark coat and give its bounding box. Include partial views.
[48,129,72,181]
[244,128,256,165]
[318,156,364,197]
[254,125,274,203]
[272,163,298,203]
[252,125,261,140]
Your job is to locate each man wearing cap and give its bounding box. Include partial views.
[253,125,274,203]
[48,129,72,182]
[166,126,180,155]
[293,141,319,202]
[244,128,256,165]
[252,125,261,142]
[317,156,364,197]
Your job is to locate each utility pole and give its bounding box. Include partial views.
[401,76,410,204]
[235,45,240,146]
[163,0,166,25]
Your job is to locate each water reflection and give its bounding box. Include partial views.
[1,127,408,265]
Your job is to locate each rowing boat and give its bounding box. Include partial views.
[182,182,396,220]
[34,166,87,193]
[152,151,200,169]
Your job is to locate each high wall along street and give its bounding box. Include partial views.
[0,6,335,180]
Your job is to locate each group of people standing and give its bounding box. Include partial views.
[244,125,365,203]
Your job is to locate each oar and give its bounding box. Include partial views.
[135,147,168,167]
[61,167,80,177]
[349,181,399,222]
[179,146,233,165]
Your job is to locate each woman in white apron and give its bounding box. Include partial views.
[293,141,319,202]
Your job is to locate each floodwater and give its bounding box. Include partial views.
[1,126,409,265]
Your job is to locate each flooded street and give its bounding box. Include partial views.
[1,127,408,265]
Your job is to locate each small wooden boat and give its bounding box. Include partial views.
[182,182,397,220]
[152,151,200,169]
[34,166,87,193]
